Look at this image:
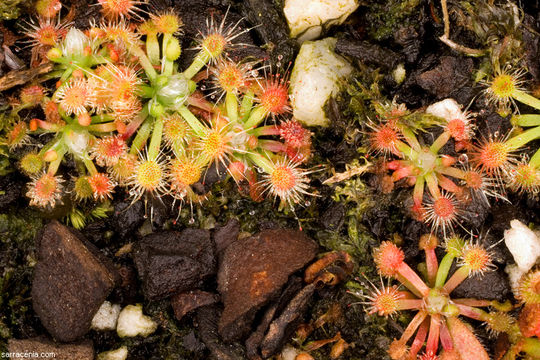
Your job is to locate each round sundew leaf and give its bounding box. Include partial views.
[446,316,489,360]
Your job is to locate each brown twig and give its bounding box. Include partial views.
[323,161,372,185]
[0,63,54,92]
[439,0,486,57]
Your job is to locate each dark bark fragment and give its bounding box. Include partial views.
[335,38,403,70]
[260,283,317,358]
[133,229,216,300]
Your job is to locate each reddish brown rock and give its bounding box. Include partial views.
[171,290,220,321]
[31,221,118,342]
[217,229,318,342]
[214,218,240,256]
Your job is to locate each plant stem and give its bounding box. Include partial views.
[244,106,267,129]
[396,274,423,298]
[506,125,540,150]
[512,114,540,127]
[425,172,441,199]
[122,107,148,140]
[259,139,286,153]
[513,90,540,111]
[146,33,160,65]
[435,253,456,288]
[413,175,425,206]
[439,166,466,180]
[248,152,274,174]
[59,67,74,83]
[529,148,540,168]
[90,55,110,66]
[178,105,206,137]
[396,299,424,311]
[395,140,417,159]
[443,266,470,293]
[225,92,238,123]
[441,0,450,37]
[522,338,540,358]
[400,311,428,344]
[130,117,152,154]
[128,44,157,82]
[439,35,486,56]
[455,304,486,321]
[430,131,451,153]
[391,164,413,182]
[187,94,213,112]
[140,85,155,98]
[408,318,429,359]
[240,90,254,121]
[83,156,98,175]
[161,33,173,76]
[251,125,280,137]
[439,0,485,56]
[437,174,461,193]
[47,148,66,175]
[399,125,421,150]
[87,122,117,132]
[148,116,163,161]
[183,51,209,80]
[91,114,114,124]
[163,59,174,77]
[425,248,438,287]
[452,298,491,307]
[34,119,60,132]
[439,321,453,351]
[426,314,441,354]
[397,262,430,297]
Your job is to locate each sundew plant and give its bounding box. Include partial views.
[4,0,315,216]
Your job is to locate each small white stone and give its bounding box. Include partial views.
[97,346,128,360]
[425,98,464,122]
[393,63,406,85]
[504,219,540,272]
[281,345,300,360]
[284,0,359,42]
[116,304,157,338]
[91,301,121,331]
[505,263,526,297]
[290,38,353,127]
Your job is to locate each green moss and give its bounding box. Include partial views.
[0,148,11,177]
[459,1,524,67]
[363,0,422,41]
[0,0,31,20]
[173,178,320,234]
[0,209,42,351]
[0,209,42,245]
[0,106,17,176]
[342,70,385,125]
